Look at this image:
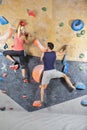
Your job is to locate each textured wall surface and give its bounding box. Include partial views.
[0,0,87,61]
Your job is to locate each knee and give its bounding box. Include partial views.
[40,85,48,89]
[62,74,67,79]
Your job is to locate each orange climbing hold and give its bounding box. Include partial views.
[33,101,42,107]
[32,65,44,83]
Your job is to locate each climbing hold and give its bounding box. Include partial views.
[2,73,7,77]
[62,54,67,65]
[9,107,14,110]
[81,99,87,106]
[22,95,27,99]
[76,33,81,37]
[59,22,64,27]
[71,19,84,31]
[63,63,69,74]
[78,66,83,71]
[0,0,2,4]
[81,30,85,35]
[79,53,84,58]
[33,101,42,107]
[75,82,86,90]
[0,16,9,25]
[0,107,6,111]
[3,43,8,49]
[27,9,36,17]
[0,77,4,81]
[19,20,27,26]
[30,79,34,83]
[32,65,44,83]
[41,7,47,11]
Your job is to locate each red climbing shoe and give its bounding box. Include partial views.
[23,78,29,83]
[9,64,19,70]
[32,101,42,107]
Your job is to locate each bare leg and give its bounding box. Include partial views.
[21,68,28,83]
[6,55,15,62]
[21,68,26,78]
[63,74,75,89]
[40,84,48,102]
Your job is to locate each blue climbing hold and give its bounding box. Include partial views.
[71,19,84,31]
[3,43,8,49]
[0,16,9,25]
[62,54,67,65]
[0,77,4,81]
[0,0,2,4]
[75,82,86,90]
[81,99,87,106]
[63,63,69,74]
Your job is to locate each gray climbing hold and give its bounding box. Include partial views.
[81,99,87,106]
[78,66,83,71]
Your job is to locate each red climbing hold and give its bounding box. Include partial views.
[19,20,27,26]
[22,95,27,99]
[9,107,14,110]
[27,9,36,17]
[2,73,7,77]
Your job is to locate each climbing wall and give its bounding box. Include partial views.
[0,0,87,61]
[0,0,87,111]
[52,0,87,61]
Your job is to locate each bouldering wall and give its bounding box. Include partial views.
[0,0,87,61]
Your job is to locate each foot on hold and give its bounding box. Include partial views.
[23,78,29,83]
[9,61,20,70]
[32,100,42,107]
[9,64,19,70]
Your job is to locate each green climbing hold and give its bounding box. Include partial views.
[79,53,85,58]
[42,7,47,11]
[59,22,64,27]
[76,33,81,37]
[81,30,85,35]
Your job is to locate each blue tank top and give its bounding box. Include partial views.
[43,51,56,71]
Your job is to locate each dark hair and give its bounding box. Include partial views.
[47,42,54,50]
